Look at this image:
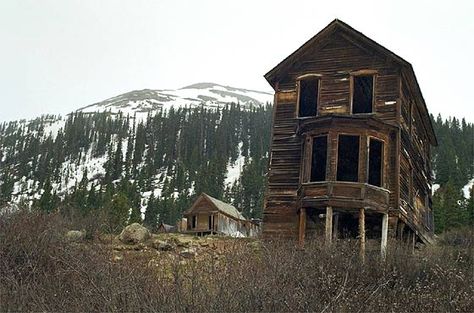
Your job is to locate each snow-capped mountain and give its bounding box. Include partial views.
[78,82,273,116]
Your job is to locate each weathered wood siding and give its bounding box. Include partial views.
[264,90,301,237]
[399,77,434,239]
[278,34,400,122]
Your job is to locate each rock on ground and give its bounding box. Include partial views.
[118,223,151,244]
[152,239,174,251]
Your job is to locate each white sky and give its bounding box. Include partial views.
[0,0,473,122]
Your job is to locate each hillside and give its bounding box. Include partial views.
[0,83,273,228]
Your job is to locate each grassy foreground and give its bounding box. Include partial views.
[1,211,473,312]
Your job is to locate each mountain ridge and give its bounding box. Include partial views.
[77,82,273,117]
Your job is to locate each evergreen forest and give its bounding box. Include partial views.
[0,105,472,233]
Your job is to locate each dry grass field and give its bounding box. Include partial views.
[1,211,472,312]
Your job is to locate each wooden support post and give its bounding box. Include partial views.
[325,206,333,244]
[359,208,365,262]
[381,213,388,259]
[298,208,306,248]
[333,213,339,240]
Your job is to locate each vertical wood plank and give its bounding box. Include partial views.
[381,213,388,259]
[359,208,366,262]
[325,206,333,244]
[333,213,339,240]
[298,208,306,248]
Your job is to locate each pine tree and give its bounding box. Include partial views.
[38,177,54,213]
[144,193,158,229]
[107,193,130,232]
[129,205,142,224]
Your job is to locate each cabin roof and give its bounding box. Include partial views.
[184,193,246,221]
[264,19,437,146]
[158,222,175,231]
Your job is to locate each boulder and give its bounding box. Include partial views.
[118,223,151,244]
[65,230,86,242]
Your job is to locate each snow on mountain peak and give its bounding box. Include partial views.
[77,82,273,116]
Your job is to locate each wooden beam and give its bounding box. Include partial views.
[332,212,339,240]
[325,206,333,244]
[359,208,366,262]
[298,208,306,248]
[381,213,388,259]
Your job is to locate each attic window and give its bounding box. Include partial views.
[298,77,319,117]
[368,138,383,187]
[352,75,373,114]
[337,135,360,182]
[310,136,327,182]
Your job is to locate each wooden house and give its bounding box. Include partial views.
[263,19,437,254]
[184,193,260,237]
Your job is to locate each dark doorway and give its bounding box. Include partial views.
[352,75,373,114]
[208,215,213,230]
[298,78,319,117]
[368,139,383,187]
[337,135,360,182]
[311,136,327,181]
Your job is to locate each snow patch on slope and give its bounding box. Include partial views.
[463,178,474,198]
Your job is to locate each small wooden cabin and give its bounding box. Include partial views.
[157,222,176,233]
[184,193,259,237]
[263,19,437,253]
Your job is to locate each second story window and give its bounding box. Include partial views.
[298,77,319,117]
[352,75,374,114]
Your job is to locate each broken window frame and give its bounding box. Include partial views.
[296,74,321,118]
[350,70,376,114]
[367,137,384,187]
[309,135,328,182]
[336,134,360,182]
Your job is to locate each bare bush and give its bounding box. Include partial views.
[1,212,472,312]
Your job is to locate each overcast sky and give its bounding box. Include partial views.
[0,0,473,122]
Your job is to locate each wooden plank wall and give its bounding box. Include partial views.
[263,91,301,238]
[279,34,400,122]
[399,79,434,236]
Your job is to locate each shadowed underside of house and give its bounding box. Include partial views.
[263,19,437,255]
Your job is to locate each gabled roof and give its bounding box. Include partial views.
[184,193,246,221]
[264,19,437,146]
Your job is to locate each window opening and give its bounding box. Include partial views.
[337,135,360,182]
[352,75,373,114]
[368,139,383,186]
[310,136,327,181]
[299,78,319,117]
